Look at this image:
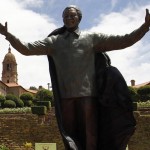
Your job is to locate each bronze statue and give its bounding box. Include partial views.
[0,5,150,150]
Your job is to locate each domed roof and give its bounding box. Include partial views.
[3,47,16,62]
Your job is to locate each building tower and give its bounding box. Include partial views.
[2,46,18,84]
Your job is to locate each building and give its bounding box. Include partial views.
[130,79,150,88]
[0,46,37,97]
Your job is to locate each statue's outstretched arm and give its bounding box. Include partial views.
[0,22,8,36]
[145,9,150,27]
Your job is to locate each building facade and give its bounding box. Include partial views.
[130,79,150,88]
[0,47,36,97]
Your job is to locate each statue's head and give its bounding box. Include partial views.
[62,5,82,30]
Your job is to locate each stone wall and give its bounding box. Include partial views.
[0,110,65,150]
[128,111,150,150]
[0,110,150,150]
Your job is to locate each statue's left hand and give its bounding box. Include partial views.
[145,9,150,26]
[0,22,7,36]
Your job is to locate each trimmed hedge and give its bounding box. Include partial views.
[31,106,47,115]
[137,85,150,102]
[0,95,6,108]
[4,100,16,108]
[36,101,51,110]
[6,94,18,102]
[20,93,33,101]
[16,99,24,108]
[24,100,33,107]
[128,86,139,102]
[133,102,138,111]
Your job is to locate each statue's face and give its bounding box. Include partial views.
[63,8,80,30]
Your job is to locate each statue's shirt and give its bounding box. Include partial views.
[6,24,149,98]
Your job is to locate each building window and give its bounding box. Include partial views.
[7,64,12,71]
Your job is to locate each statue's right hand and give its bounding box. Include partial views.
[0,22,7,36]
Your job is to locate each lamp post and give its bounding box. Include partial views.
[47,83,50,90]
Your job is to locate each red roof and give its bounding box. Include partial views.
[26,89,37,94]
[5,83,37,94]
[5,83,20,87]
[133,81,150,88]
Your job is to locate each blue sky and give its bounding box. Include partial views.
[0,0,150,89]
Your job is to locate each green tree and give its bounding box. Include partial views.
[5,94,18,103]
[35,89,53,102]
[29,86,38,90]
[137,85,150,102]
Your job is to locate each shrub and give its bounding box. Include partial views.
[37,101,51,110]
[128,86,139,102]
[24,100,33,107]
[0,107,31,114]
[4,100,16,108]
[137,85,150,102]
[32,97,39,105]
[138,100,150,108]
[133,102,138,111]
[20,93,34,101]
[0,95,6,108]
[5,94,18,102]
[31,106,47,115]
[24,142,32,149]
[20,93,34,107]
[0,144,9,150]
[16,99,24,108]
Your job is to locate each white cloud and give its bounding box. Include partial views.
[89,4,150,85]
[90,5,145,34]
[0,0,57,89]
[16,0,44,8]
